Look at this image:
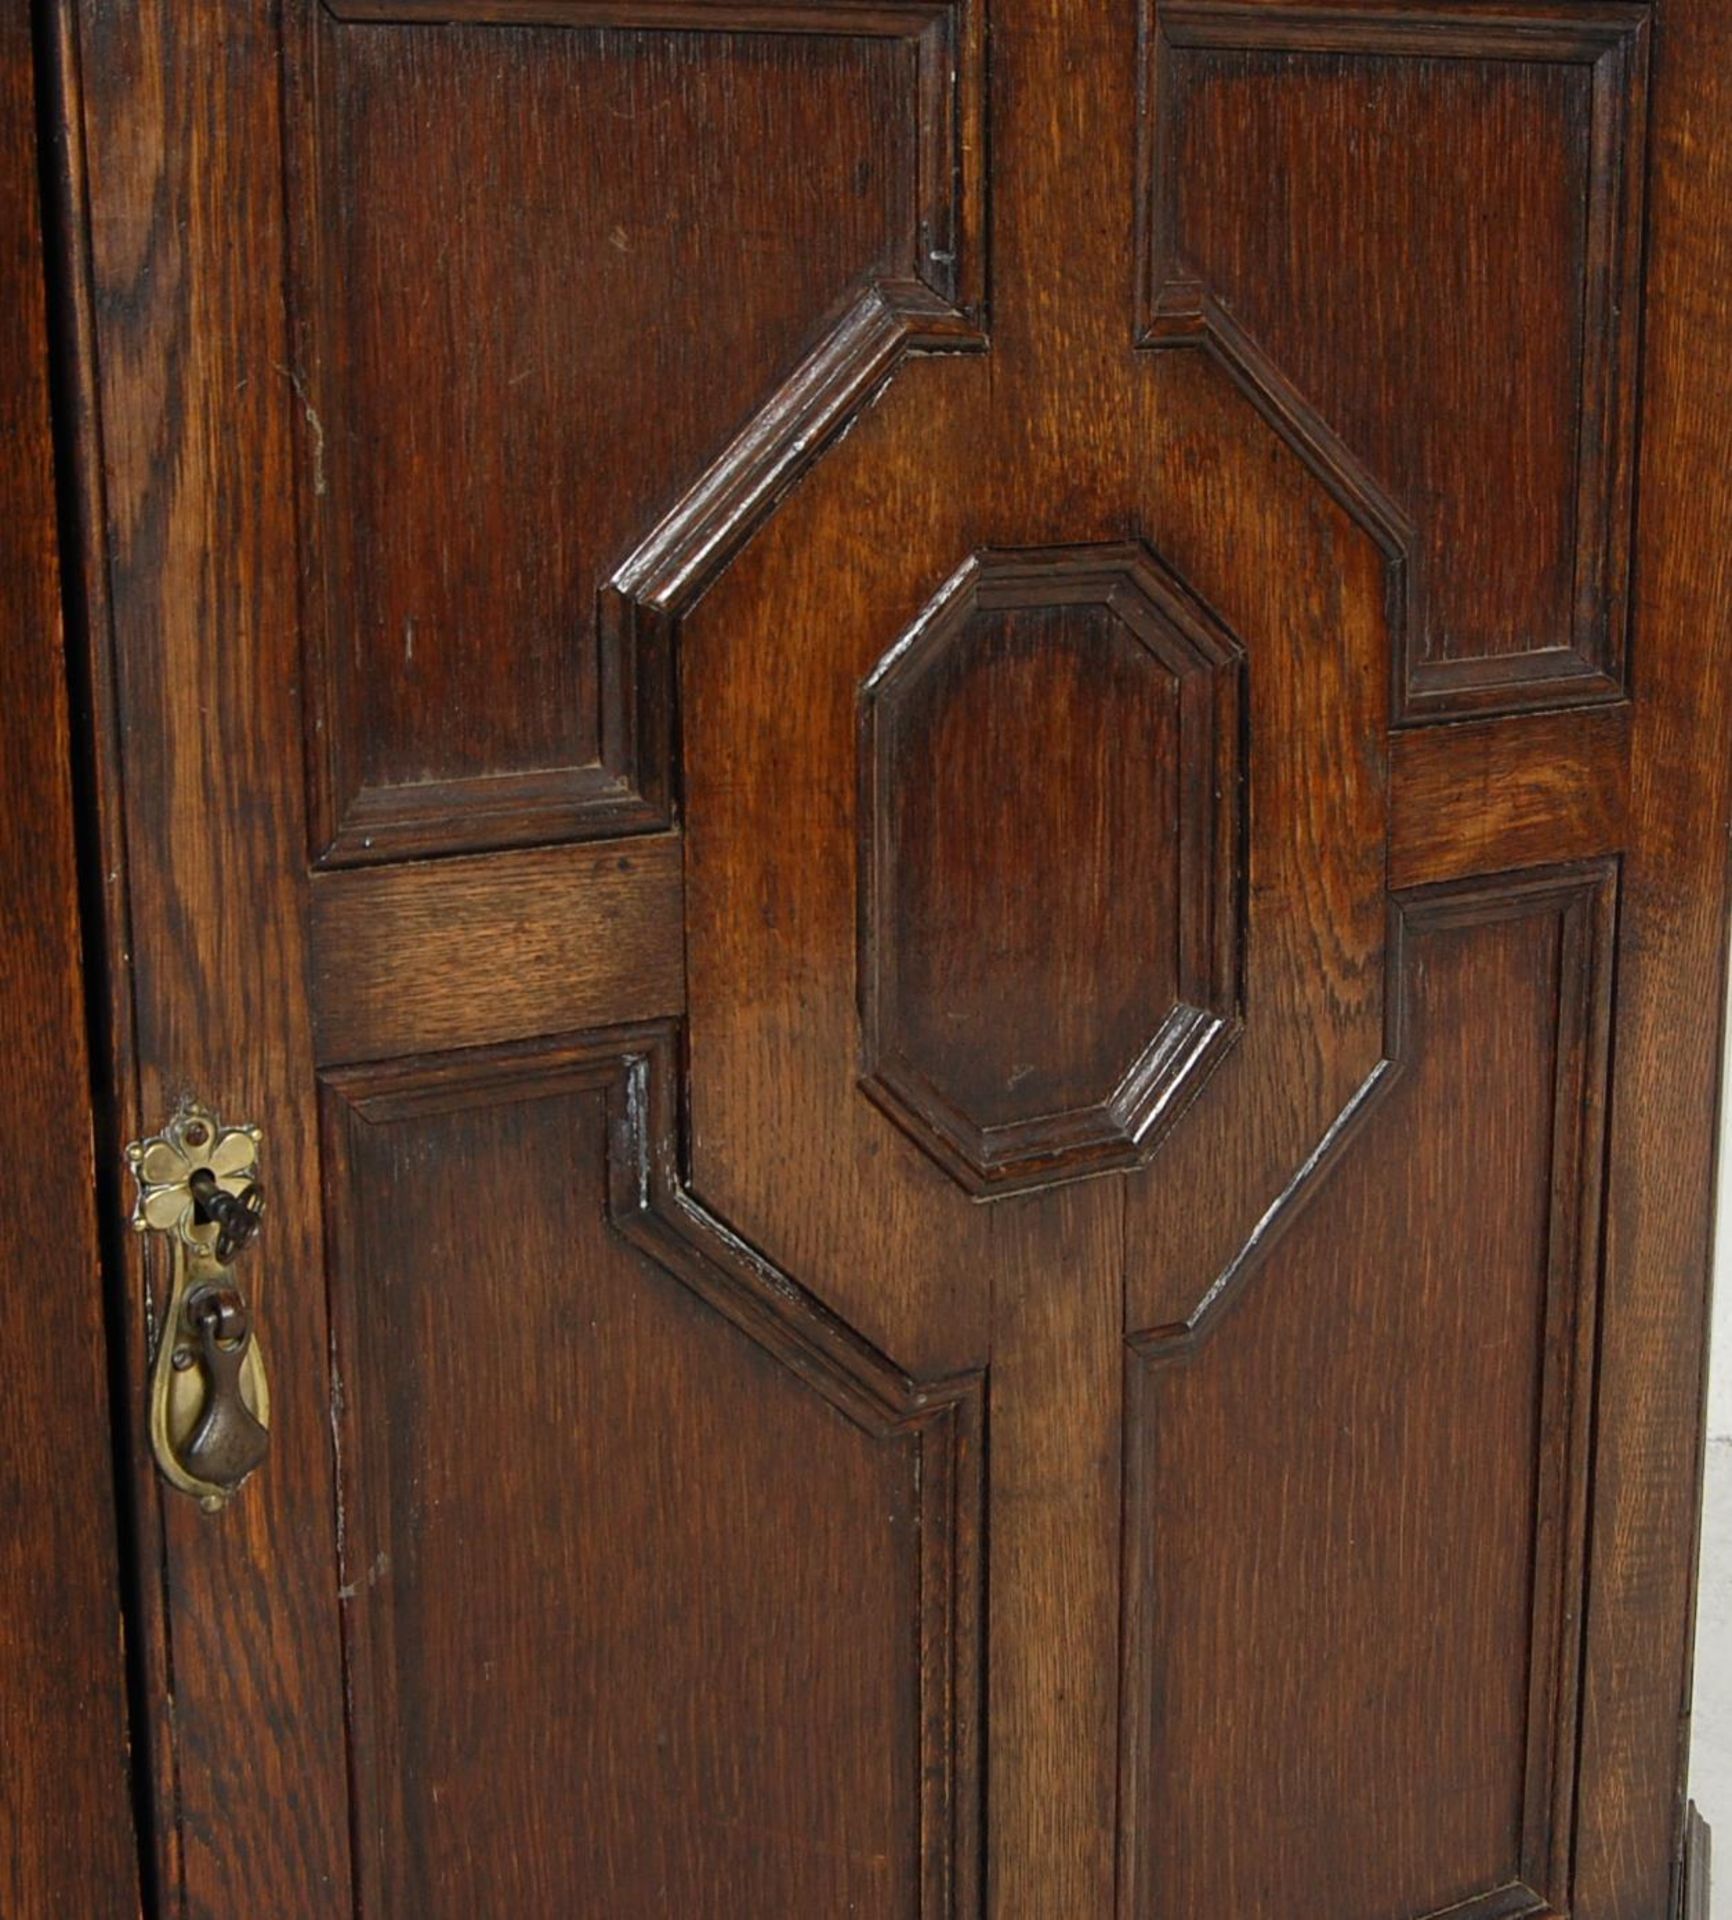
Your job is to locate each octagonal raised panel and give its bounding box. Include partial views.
[858,543,1244,1195]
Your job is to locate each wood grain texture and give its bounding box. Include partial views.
[671,7,1388,1905]
[604,1022,985,1920]
[858,544,1240,1193]
[322,1024,982,1918]
[1146,0,1648,718]
[309,833,685,1063]
[1121,343,1393,1338]
[285,0,981,864]
[60,2,982,1903]
[66,0,355,1905]
[678,0,1393,1380]
[0,7,140,1912]
[1388,705,1630,889]
[1122,867,1615,1920]
[986,1180,1123,1917]
[328,0,947,29]
[327,1054,915,1914]
[1572,0,1732,1904]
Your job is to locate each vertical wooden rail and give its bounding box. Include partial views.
[1574,0,1732,1909]
[0,2,141,1910]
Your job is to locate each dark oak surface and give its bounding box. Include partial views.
[286,10,936,862]
[0,5,139,1913]
[1573,0,1732,1902]
[1150,3,1647,715]
[322,1042,932,1914]
[309,834,686,1062]
[17,0,1732,1912]
[1124,868,1614,1918]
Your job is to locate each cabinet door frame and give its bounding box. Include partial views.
[0,2,143,1912]
[30,0,1732,1912]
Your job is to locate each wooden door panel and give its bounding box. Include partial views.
[858,546,1241,1194]
[1147,1,1648,719]
[56,0,1732,1909]
[285,0,980,865]
[322,1035,976,1916]
[1123,867,1613,1920]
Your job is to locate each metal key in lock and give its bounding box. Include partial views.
[126,1100,271,1511]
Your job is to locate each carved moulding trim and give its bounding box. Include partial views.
[328,0,947,33]
[1156,0,1649,59]
[1140,0,1651,723]
[608,1025,985,1919]
[1140,286,1417,690]
[322,0,983,312]
[321,1020,984,1920]
[857,541,1245,1197]
[1123,860,1618,1917]
[294,0,984,864]
[604,278,984,827]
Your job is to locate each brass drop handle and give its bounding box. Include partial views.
[177,1278,269,1494]
[126,1102,271,1511]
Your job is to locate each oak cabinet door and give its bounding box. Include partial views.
[54,0,1731,1912]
